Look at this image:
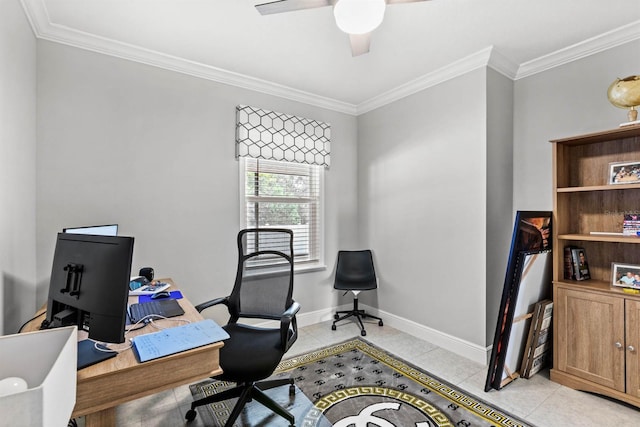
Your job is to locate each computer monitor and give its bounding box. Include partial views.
[63,224,118,236]
[43,233,134,343]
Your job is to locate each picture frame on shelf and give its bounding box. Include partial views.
[608,161,640,185]
[570,247,591,281]
[612,262,640,289]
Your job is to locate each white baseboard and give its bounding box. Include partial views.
[295,304,491,366]
[295,306,338,327]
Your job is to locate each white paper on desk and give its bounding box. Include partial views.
[131,319,229,362]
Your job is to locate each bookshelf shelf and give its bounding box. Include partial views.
[556,183,640,192]
[558,234,640,243]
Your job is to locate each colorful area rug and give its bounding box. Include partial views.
[190,338,532,427]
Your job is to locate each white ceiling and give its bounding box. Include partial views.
[22,0,640,114]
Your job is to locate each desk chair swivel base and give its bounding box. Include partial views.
[331,293,383,337]
[185,378,296,427]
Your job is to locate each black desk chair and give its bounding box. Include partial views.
[186,228,300,427]
[331,249,383,337]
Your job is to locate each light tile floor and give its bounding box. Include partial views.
[82,320,640,426]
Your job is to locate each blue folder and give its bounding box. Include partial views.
[131,319,229,362]
[77,339,117,369]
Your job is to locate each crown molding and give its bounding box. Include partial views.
[19,0,359,115]
[487,48,520,80]
[356,46,521,115]
[516,20,640,79]
[357,47,492,115]
[20,0,46,35]
[20,0,640,116]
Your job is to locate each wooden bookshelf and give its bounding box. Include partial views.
[550,124,640,408]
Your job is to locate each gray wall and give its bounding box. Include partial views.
[486,68,514,345]
[35,41,359,322]
[355,38,639,352]
[513,40,640,211]
[0,0,37,334]
[357,69,490,347]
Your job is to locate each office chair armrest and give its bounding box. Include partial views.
[195,296,230,313]
[280,301,301,351]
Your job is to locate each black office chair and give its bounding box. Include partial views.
[186,228,300,427]
[331,249,383,337]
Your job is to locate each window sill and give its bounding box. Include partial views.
[295,263,327,274]
[244,262,326,280]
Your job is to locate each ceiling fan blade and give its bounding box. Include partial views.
[349,32,372,57]
[255,0,334,15]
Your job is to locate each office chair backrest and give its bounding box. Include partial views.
[228,228,294,321]
[335,250,377,290]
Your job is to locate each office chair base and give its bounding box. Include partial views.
[332,308,383,337]
[186,378,295,426]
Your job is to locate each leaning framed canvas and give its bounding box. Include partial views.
[608,161,640,185]
[499,251,552,387]
[612,262,640,289]
[485,210,552,392]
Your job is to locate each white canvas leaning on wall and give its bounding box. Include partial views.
[501,251,552,386]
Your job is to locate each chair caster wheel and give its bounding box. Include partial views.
[185,409,197,422]
[361,330,366,336]
[378,320,383,326]
[331,324,336,331]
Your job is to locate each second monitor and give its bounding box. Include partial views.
[63,224,119,236]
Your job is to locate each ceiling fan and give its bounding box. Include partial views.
[255,0,429,56]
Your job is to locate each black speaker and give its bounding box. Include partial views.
[139,267,154,282]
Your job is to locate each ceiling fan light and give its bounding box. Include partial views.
[334,0,386,35]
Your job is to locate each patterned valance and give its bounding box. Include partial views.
[236,105,331,168]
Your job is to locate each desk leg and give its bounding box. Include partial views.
[84,407,116,427]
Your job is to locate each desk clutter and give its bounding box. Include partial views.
[131,319,229,362]
[128,278,171,295]
[79,297,226,368]
[20,274,226,424]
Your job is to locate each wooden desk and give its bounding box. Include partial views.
[22,279,223,427]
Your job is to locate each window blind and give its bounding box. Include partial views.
[243,158,322,266]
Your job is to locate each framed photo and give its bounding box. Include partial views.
[612,262,640,289]
[608,161,640,185]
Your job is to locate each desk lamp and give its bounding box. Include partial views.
[0,326,77,427]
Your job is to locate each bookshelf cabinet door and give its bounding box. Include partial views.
[626,299,640,398]
[556,287,625,392]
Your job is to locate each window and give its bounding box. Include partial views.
[240,157,324,271]
[235,105,329,272]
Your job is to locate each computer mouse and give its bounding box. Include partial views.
[151,291,171,300]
